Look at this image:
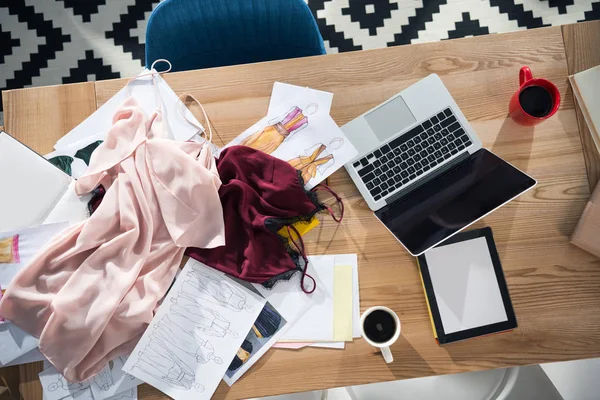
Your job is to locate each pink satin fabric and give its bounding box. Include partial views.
[0,97,225,382]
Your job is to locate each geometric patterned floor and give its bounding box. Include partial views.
[2,0,600,124]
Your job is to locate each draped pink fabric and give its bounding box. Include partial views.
[0,97,225,382]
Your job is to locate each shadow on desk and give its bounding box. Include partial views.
[388,337,436,380]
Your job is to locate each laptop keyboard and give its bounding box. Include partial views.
[353,108,472,201]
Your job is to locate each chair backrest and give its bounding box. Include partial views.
[145,0,326,72]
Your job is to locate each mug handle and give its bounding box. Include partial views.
[380,346,393,363]
[519,66,533,86]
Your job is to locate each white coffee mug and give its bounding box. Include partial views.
[360,306,401,363]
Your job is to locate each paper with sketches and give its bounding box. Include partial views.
[0,323,39,365]
[223,301,287,386]
[223,83,358,189]
[123,259,264,400]
[333,265,354,341]
[335,254,361,338]
[39,365,91,400]
[0,222,69,287]
[55,69,203,150]
[90,356,142,400]
[279,255,334,341]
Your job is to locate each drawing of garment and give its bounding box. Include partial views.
[182,271,249,311]
[153,315,222,364]
[112,388,135,399]
[170,298,233,337]
[135,340,203,392]
[0,235,19,263]
[287,144,334,184]
[93,362,114,391]
[240,106,308,154]
[48,375,86,392]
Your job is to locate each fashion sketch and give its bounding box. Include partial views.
[133,339,204,392]
[240,104,316,154]
[47,375,86,393]
[184,265,253,312]
[151,314,223,364]
[170,293,239,338]
[287,138,341,183]
[111,388,136,400]
[93,360,115,391]
[0,234,19,263]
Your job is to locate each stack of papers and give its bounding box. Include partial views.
[569,65,600,155]
[270,254,360,350]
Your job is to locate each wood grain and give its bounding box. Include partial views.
[1,82,97,154]
[562,20,600,192]
[2,23,600,400]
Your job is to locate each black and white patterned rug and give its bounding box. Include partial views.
[2,0,600,125]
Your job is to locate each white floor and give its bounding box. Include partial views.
[249,357,600,400]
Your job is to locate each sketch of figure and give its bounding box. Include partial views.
[170,294,238,338]
[134,339,204,392]
[152,315,223,364]
[93,360,115,391]
[288,143,334,183]
[240,105,312,154]
[48,375,86,393]
[184,266,253,312]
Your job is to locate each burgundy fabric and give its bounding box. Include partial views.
[186,145,323,287]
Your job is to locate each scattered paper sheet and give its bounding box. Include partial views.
[55,69,203,150]
[4,347,45,367]
[39,365,91,400]
[0,323,39,365]
[279,255,334,342]
[90,356,142,400]
[123,260,265,400]
[333,265,354,341]
[334,254,361,338]
[44,387,138,400]
[0,132,73,232]
[0,222,69,287]
[43,182,92,226]
[223,82,358,189]
[310,342,345,349]
[223,301,287,386]
[273,341,345,350]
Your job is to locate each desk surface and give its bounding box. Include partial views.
[2,21,600,400]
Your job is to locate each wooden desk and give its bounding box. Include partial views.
[2,21,600,400]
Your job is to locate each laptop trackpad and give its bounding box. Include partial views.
[365,95,416,142]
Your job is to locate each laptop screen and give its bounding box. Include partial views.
[375,149,536,256]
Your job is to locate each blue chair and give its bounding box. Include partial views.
[145,0,326,72]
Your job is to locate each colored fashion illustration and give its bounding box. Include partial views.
[252,303,282,339]
[240,104,317,154]
[151,314,223,364]
[47,375,86,393]
[133,339,204,392]
[0,234,19,263]
[170,293,239,338]
[184,265,253,312]
[227,339,254,372]
[287,138,342,183]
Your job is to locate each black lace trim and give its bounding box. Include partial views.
[261,171,325,289]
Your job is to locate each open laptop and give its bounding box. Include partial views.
[342,74,536,256]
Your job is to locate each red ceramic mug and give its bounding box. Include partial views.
[509,66,560,126]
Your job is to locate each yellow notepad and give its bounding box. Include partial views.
[333,265,354,341]
[278,216,320,240]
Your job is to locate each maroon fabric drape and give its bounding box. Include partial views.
[186,146,324,287]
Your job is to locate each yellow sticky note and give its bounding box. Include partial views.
[278,216,320,240]
[333,265,354,341]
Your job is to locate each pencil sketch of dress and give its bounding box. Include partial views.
[183,267,252,312]
[170,294,238,338]
[240,106,309,154]
[92,360,115,391]
[134,339,204,392]
[152,315,223,364]
[112,388,135,400]
[48,375,86,392]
